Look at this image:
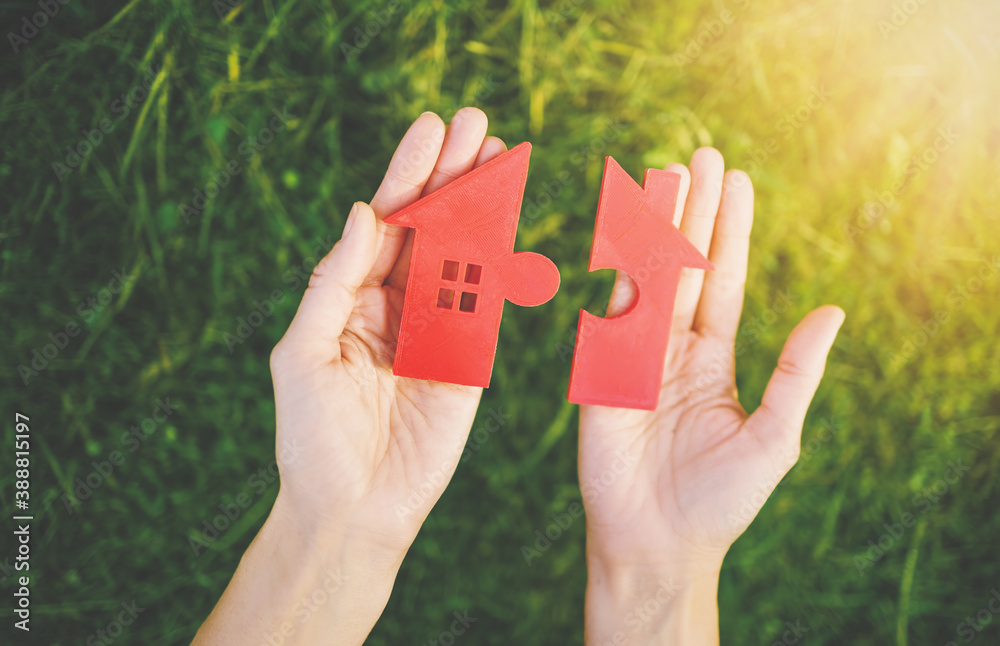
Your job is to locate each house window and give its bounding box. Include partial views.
[459,292,478,312]
[442,260,460,281]
[437,260,482,313]
[463,263,482,285]
[437,288,455,309]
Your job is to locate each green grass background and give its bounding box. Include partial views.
[2,0,999,644]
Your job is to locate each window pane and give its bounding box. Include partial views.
[437,288,455,309]
[464,263,482,284]
[459,292,478,312]
[441,260,459,281]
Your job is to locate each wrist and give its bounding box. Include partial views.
[584,556,721,646]
[582,520,730,584]
[267,489,407,576]
[270,490,412,576]
[228,495,406,645]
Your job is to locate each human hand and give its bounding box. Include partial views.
[194,108,508,645]
[269,107,510,552]
[578,148,844,644]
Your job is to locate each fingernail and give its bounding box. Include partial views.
[343,202,360,238]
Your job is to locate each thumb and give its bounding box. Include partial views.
[605,270,638,317]
[279,201,377,362]
[745,305,845,451]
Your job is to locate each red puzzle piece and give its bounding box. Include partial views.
[384,142,560,387]
[567,157,714,410]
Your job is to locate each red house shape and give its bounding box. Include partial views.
[384,142,560,387]
[567,157,714,410]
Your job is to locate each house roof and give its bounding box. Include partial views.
[382,142,532,258]
[382,141,559,307]
[593,156,715,271]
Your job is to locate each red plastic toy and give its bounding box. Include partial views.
[567,157,714,410]
[384,142,560,387]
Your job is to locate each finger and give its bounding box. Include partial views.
[693,169,754,341]
[664,162,691,227]
[605,163,689,318]
[421,107,490,195]
[365,112,446,286]
[605,271,637,318]
[384,135,508,293]
[277,202,378,363]
[385,109,491,290]
[473,135,508,168]
[745,305,845,450]
[672,147,725,332]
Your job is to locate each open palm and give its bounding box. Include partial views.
[269,109,508,550]
[578,148,844,575]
